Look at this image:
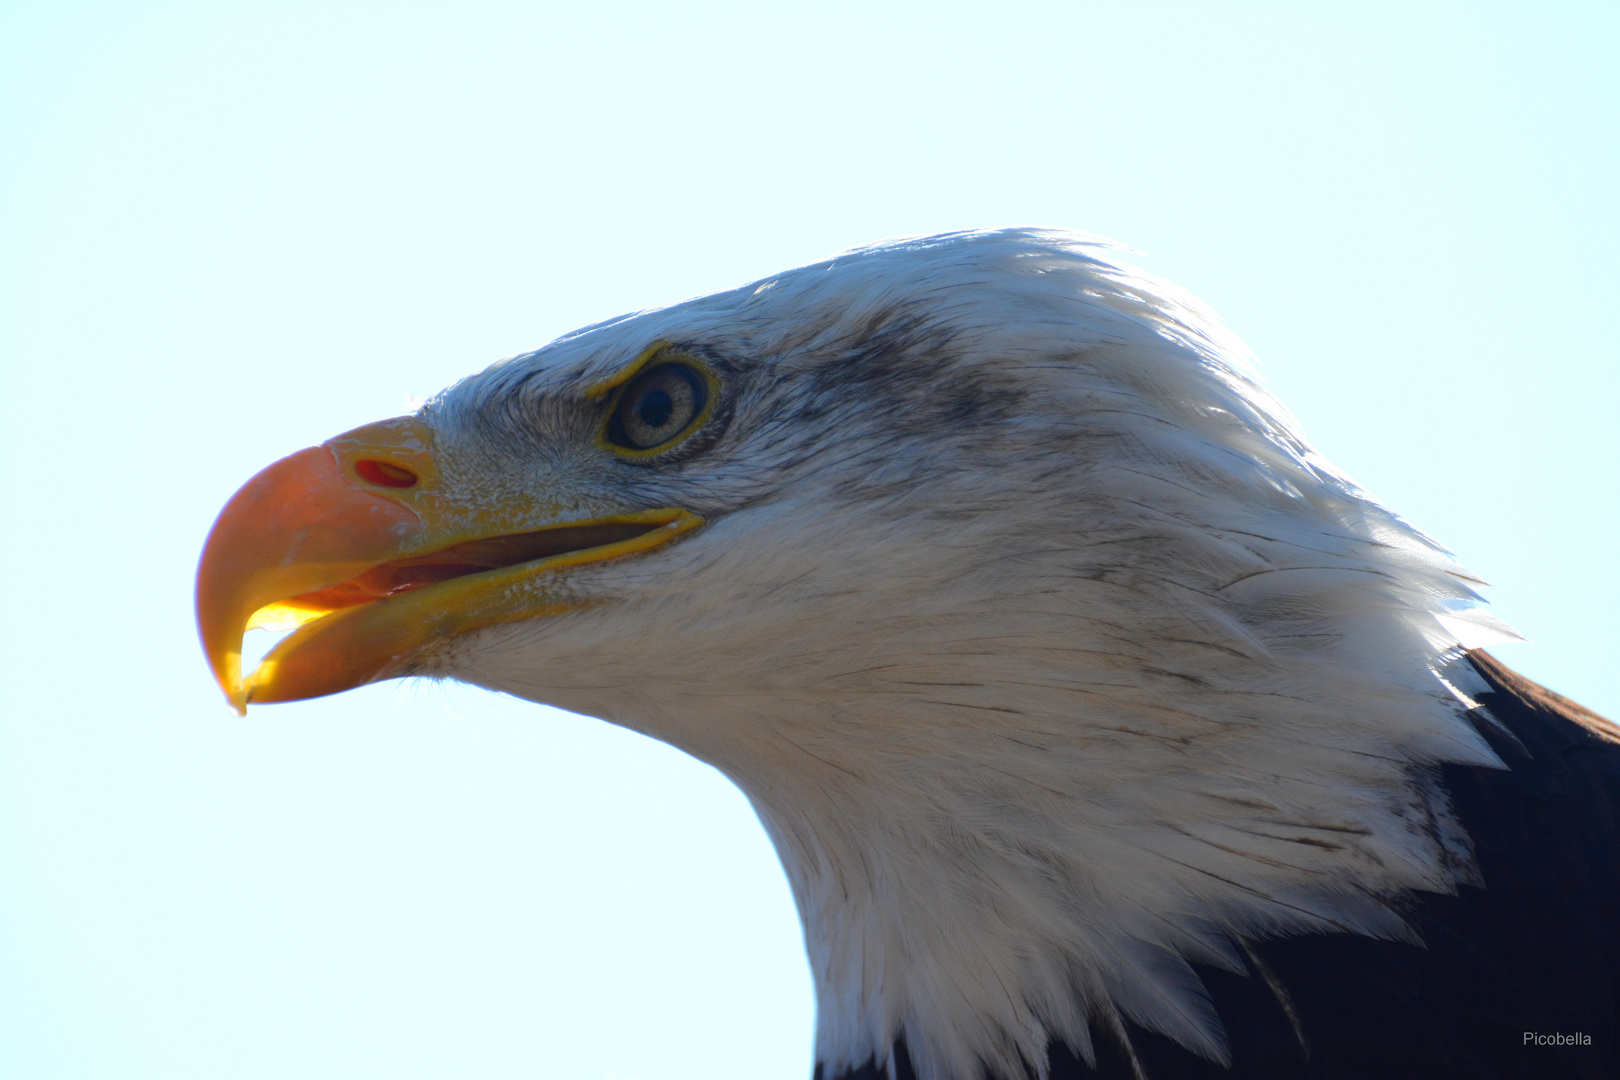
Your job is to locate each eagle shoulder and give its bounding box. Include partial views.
[830,652,1620,1080]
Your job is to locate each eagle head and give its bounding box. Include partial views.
[198,229,1514,1080]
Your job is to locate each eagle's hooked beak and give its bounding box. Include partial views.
[196,416,701,714]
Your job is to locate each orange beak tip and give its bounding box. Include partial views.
[196,430,425,714]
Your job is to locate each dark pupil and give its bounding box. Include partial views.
[638,388,674,429]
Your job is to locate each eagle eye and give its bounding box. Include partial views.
[605,362,709,453]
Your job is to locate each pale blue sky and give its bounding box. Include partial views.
[1,4,1615,1078]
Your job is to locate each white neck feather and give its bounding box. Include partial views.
[471,499,1510,1080]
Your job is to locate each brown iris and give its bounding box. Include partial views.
[607,364,706,451]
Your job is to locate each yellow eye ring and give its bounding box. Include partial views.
[596,352,720,459]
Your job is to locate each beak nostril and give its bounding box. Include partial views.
[355,460,419,488]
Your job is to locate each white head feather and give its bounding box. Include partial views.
[413,229,1516,1080]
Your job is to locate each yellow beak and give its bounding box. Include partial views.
[196,416,701,714]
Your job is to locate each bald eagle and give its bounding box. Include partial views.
[198,230,1619,1080]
